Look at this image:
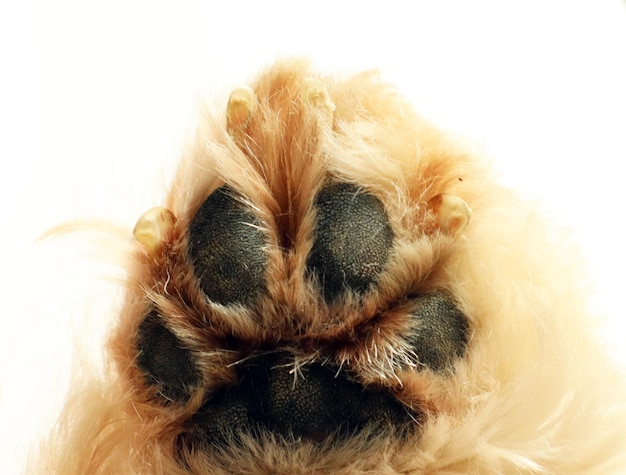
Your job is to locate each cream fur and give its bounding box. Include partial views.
[28,59,626,474]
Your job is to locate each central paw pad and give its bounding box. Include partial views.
[179,353,415,447]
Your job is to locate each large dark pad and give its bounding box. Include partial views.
[181,353,415,445]
[306,183,394,302]
[188,186,268,306]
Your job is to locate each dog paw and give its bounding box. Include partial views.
[116,60,475,470]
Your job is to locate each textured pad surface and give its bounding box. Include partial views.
[306,183,394,302]
[408,293,469,372]
[187,186,268,305]
[136,311,199,402]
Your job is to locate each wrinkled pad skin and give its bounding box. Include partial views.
[187,186,268,306]
[307,183,394,302]
[179,353,416,447]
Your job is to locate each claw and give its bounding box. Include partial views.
[301,77,335,116]
[226,86,256,130]
[133,207,176,255]
[429,194,472,237]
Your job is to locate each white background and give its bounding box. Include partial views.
[1,1,625,472]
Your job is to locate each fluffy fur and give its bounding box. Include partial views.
[30,59,626,474]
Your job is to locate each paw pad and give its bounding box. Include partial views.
[187,186,268,306]
[408,292,469,373]
[181,353,414,446]
[136,311,199,402]
[306,182,394,302]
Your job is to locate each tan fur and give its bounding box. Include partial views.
[29,59,626,474]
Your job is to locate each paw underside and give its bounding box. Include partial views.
[130,74,472,460]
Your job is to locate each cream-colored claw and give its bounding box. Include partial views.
[301,77,335,115]
[430,194,472,237]
[226,86,256,130]
[133,207,176,255]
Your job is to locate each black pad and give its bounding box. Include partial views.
[136,311,199,402]
[306,183,394,302]
[181,353,415,446]
[187,186,267,306]
[407,292,469,372]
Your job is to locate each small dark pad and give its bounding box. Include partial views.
[184,353,414,445]
[136,311,199,402]
[187,186,267,306]
[306,183,394,302]
[407,292,469,373]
